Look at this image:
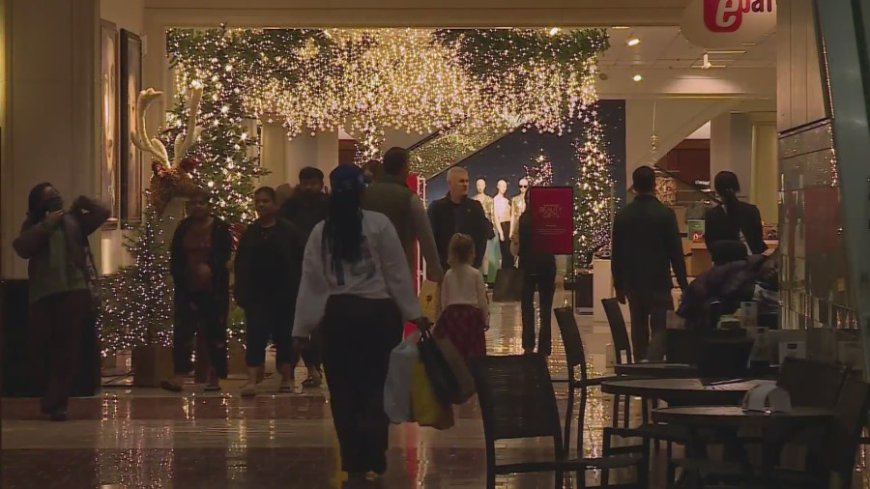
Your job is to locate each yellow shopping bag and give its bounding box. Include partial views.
[410,359,454,430]
[419,280,441,322]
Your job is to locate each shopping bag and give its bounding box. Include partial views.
[492,267,524,302]
[384,333,420,423]
[410,359,455,430]
[419,280,441,322]
[417,329,459,405]
[433,335,476,404]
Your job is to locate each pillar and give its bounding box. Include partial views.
[710,112,753,200]
[281,130,338,185]
[1,0,100,279]
[259,122,288,188]
[750,118,778,223]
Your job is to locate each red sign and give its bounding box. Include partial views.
[530,187,574,255]
[704,0,773,32]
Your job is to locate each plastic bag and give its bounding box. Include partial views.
[384,333,420,423]
[410,359,454,430]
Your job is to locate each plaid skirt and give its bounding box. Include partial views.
[434,304,487,359]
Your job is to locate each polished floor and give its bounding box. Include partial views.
[3,291,869,488]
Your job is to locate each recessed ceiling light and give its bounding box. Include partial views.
[613,26,631,30]
[627,37,641,47]
[548,27,561,36]
[632,74,643,82]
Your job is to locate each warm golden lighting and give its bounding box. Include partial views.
[632,74,643,82]
[626,37,640,47]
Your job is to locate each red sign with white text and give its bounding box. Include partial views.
[683,0,776,48]
[530,187,574,255]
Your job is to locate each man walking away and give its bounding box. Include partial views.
[612,166,689,362]
[362,147,443,283]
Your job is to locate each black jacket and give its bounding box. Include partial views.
[612,194,688,295]
[233,219,305,309]
[428,195,494,270]
[515,211,556,276]
[704,202,767,259]
[170,216,233,315]
[279,193,329,243]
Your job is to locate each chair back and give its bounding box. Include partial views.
[696,337,753,378]
[470,354,564,447]
[666,328,748,364]
[776,357,846,408]
[554,307,588,383]
[602,298,632,364]
[818,377,870,483]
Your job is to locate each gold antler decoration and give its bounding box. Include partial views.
[132,87,204,216]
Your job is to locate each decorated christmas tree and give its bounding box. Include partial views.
[573,108,615,272]
[524,151,554,186]
[98,197,174,355]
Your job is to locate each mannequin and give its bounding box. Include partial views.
[510,178,530,240]
[493,179,514,269]
[473,178,501,282]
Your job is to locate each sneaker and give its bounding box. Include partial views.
[302,374,322,388]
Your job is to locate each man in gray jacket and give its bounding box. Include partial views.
[362,147,443,283]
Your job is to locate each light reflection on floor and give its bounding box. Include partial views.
[3,289,869,488]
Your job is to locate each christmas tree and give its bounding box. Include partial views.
[524,151,554,186]
[166,28,267,224]
[98,197,174,355]
[573,108,615,272]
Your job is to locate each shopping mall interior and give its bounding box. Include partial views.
[2,0,870,487]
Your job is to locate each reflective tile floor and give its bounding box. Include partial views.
[3,290,870,488]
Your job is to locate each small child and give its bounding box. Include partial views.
[435,233,489,359]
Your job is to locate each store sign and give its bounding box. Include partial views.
[682,0,777,48]
[530,187,574,255]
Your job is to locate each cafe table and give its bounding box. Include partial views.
[600,378,767,406]
[613,362,698,378]
[652,406,834,487]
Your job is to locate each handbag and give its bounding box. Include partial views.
[417,329,459,405]
[419,280,441,322]
[433,335,476,404]
[492,266,524,303]
[410,359,454,429]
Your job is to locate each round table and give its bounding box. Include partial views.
[600,378,767,406]
[652,406,834,429]
[614,363,698,378]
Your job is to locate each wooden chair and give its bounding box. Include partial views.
[470,354,642,489]
[776,357,847,408]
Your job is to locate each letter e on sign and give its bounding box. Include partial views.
[684,0,775,48]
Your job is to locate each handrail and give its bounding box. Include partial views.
[425,125,516,180]
[407,130,443,151]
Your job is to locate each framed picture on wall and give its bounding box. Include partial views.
[100,21,120,226]
[120,29,143,225]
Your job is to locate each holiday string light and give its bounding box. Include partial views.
[525,152,554,186]
[410,122,511,177]
[97,196,175,354]
[573,106,616,273]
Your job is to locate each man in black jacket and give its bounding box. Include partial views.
[428,167,494,271]
[278,166,329,388]
[612,166,689,362]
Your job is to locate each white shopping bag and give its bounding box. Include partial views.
[384,332,421,424]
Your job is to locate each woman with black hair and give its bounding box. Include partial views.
[704,171,767,263]
[13,183,109,421]
[292,164,428,486]
[162,188,233,393]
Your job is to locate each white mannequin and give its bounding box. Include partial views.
[473,178,496,225]
[493,179,511,241]
[510,178,529,239]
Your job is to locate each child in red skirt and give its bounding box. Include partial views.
[435,234,489,359]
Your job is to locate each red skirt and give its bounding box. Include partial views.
[434,304,487,359]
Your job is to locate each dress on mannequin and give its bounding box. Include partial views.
[510,178,529,245]
[493,180,513,269]
[473,179,501,283]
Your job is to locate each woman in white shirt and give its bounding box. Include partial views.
[292,164,428,484]
[435,233,489,359]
